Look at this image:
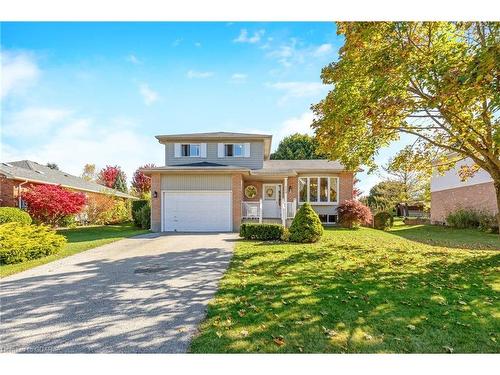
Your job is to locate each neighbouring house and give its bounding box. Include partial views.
[430,157,498,224]
[396,202,426,217]
[0,160,137,209]
[142,132,355,232]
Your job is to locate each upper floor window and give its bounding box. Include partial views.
[224,143,245,157]
[218,142,250,158]
[181,144,200,157]
[299,177,338,204]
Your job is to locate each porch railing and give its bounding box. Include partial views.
[242,200,262,223]
[286,199,297,218]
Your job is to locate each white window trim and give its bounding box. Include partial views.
[298,176,339,205]
[221,143,247,158]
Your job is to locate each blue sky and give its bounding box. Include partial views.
[1,22,409,194]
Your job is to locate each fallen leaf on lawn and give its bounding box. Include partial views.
[238,309,246,317]
[458,300,467,305]
[281,299,288,305]
[320,311,328,316]
[364,333,373,341]
[177,327,187,333]
[216,331,223,338]
[322,326,338,337]
[240,330,249,337]
[297,346,303,353]
[406,324,416,331]
[278,324,285,328]
[443,346,454,353]
[273,335,285,346]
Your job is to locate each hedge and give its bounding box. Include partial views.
[132,199,149,226]
[239,223,285,241]
[289,203,323,243]
[373,211,394,230]
[136,203,151,230]
[0,222,66,264]
[0,207,32,225]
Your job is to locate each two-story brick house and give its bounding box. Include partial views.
[142,132,355,232]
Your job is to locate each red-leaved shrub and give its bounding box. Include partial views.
[132,164,155,195]
[337,199,372,229]
[23,185,86,226]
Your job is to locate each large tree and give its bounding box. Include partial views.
[312,22,499,228]
[271,133,325,160]
[98,165,128,193]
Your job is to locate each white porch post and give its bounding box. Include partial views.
[283,177,288,226]
[259,198,263,223]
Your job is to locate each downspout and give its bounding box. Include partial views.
[18,180,28,208]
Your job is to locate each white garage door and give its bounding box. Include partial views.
[162,191,232,232]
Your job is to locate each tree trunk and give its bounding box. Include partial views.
[494,180,500,235]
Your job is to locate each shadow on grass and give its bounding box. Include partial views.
[190,237,500,353]
[387,224,500,250]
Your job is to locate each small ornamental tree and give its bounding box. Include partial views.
[289,203,324,243]
[98,165,128,193]
[337,199,373,229]
[132,164,155,196]
[23,185,86,226]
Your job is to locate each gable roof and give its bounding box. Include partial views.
[0,160,137,199]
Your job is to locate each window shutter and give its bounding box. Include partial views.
[174,143,181,158]
[244,143,251,157]
[217,143,224,158]
[200,143,207,158]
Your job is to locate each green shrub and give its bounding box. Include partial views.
[0,222,66,264]
[0,207,32,225]
[137,203,151,230]
[446,208,482,229]
[132,199,149,226]
[59,215,76,228]
[477,211,498,233]
[289,203,324,243]
[239,223,285,241]
[373,211,394,230]
[104,199,131,224]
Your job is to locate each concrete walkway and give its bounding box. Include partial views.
[0,232,237,353]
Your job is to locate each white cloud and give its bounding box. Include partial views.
[1,50,40,99]
[1,112,162,184]
[194,42,202,48]
[172,38,182,47]
[233,29,265,44]
[126,54,141,64]
[313,43,333,57]
[230,73,247,83]
[267,81,327,105]
[139,83,159,106]
[273,112,315,148]
[266,39,335,68]
[2,107,72,136]
[187,70,214,79]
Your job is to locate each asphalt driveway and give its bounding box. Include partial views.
[0,232,237,353]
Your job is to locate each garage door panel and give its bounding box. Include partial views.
[163,191,232,232]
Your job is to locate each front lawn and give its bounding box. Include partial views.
[0,223,148,278]
[190,225,500,353]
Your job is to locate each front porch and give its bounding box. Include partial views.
[240,175,298,227]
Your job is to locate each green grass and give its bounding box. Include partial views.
[190,224,500,353]
[0,222,148,278]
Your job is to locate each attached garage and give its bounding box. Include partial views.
[161,175,233,232]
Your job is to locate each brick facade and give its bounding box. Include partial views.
[431,181,498,224]
[232,173,243,231]
[338,171,354,203]
[150,173,161,231]
[0,175,19,207]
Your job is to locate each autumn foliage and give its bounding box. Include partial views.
[132,164,155,195]
[98,165,127,193]
[23,185,86,226]
[337,199,372,229]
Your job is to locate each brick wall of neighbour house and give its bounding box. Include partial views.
[431,181,498,224]
[150,173,162,232]
[287,176,298,202]
[232,173,243,231]
[0,176,18,207]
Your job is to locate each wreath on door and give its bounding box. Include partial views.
[244,185,257,199]
[266,187,274,198]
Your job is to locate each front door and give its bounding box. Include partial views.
[262,184,281,218]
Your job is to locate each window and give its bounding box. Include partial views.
[181,144,200,157]
[319,177,328,202]
[224,143,245,157]
[299,178,308,202]
[319,214,337,224]
[298,177,339,204]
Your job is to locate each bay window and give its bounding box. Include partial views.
[298,177,339,204]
